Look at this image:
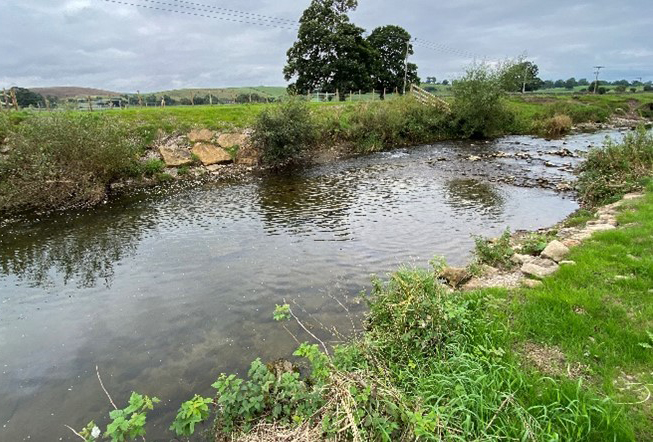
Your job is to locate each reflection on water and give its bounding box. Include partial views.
[0,131,612,441]
[0,208,145,289]
[444,178,505,215]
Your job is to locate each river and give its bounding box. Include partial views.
[0,130,625,440]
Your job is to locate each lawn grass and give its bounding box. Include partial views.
[483,188,653,439]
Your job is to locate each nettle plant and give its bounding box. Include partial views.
[73,392,159,442]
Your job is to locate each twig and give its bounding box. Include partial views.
[284,298,330,355]
[96,365,118,410]
[282,325,301,346]
[485,395,512,431]
[64,425,86,441]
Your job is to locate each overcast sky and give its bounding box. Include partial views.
[0,0,651,92]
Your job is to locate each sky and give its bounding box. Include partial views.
[0,0,651,93]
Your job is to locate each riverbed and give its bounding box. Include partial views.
[0,130,626,440]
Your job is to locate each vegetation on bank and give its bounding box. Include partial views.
[0,112,164,214]
[1,89,652,214]
[65,128,653,441]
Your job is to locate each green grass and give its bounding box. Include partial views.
[492,188,653,439]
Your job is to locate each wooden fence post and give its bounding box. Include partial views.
[383,88,386,100]
[87,96,93,112]
[11,89,19,111]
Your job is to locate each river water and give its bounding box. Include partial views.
[0,131,624,440]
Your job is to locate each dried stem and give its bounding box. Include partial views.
[64,425,86,441]
[96,365,118,410]
[283,298,330,355]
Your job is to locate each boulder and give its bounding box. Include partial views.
[511,253,534,265]
[541,240,570,263]
[188,129,214,143]
[159,145,192,167]
[236,147,261,166]
[192,144,232,166]
[217,133,249,149]
[440,267,471,288]
[562,239,581,248]
[521,262,559,279]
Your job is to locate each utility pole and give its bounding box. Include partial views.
[522,63,529,94]
[593,66,605,94]
[403,40,410,95]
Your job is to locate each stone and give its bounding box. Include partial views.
[521,262,559,279]
[440,267,471,288]
[188,129,214,143]
[159,145,192,167]
[217,133,249,149]
[541,240,570,263]
[191,143,232,166]
[562,239,581,248]
[467,155,481,162]
[511,253,534,265]
[622,193,643,201]
[585,224,616,233]
[522,279,543,288]
[236,147,261,166]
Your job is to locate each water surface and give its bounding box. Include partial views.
[0,131,623,440]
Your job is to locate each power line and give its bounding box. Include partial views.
[168,0,297,25]
[98,0,299,30]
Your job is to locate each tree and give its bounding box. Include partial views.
[542,80,554,89]
[554,79,565,88]
[367,25,419,96]
[499,61,542,92]
[442,79,449,85]
[284,0,373,97]
[11,87,44,108]
[564,77,577,89]
[578,78,589,86]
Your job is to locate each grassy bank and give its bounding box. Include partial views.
[1,90,652,215]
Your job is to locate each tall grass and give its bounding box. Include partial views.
[0,113,145,214]
[577,127,653,205]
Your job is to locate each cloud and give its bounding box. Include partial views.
[0,0,651,92]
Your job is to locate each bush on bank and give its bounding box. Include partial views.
[0,113,146,214]
[577,127,653,205]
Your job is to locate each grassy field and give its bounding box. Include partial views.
[154,86,288,102]
[89,92,653,135]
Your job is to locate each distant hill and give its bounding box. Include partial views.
[155,86,287,101]
[30,87,122,99]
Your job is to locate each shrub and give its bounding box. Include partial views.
[577,127,653,205]
[451,63,514,138]
[643,84,652,92]
[0,113,143,213]
[251,99,316,164]
[534,114,573,137]
[473,228,515,269]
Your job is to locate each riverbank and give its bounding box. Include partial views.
[1,92,652,217]
[202,188,653,442]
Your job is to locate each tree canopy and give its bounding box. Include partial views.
[284,0,419,97]
[499,61,542,92]
[368,25,420,94]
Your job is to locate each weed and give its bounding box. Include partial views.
[519,232,555,256]
[473,228,515,269]
[141,158,165,177]
[169,394,213,437]
[564,208,595,227]
[177,165,190,176]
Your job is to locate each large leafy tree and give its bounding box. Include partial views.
[284,0,374,96]
[11,87,44,108]
[367,25,420,96]
[499,61,542,92]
